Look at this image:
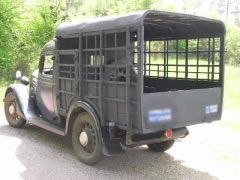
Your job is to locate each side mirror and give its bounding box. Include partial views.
[16,70,29,85]
[20,76,29,85]
[16,70,22,80]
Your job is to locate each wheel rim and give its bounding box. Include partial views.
[9,104,15,115]
[78,122,96,154]
[7,99,20,121]
[79,131,88,147]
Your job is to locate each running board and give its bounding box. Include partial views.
[19,94,66,136]
[26,114,65,136]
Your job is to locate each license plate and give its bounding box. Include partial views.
[148,108,172,123]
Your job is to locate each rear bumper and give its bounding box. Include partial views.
[125,127,188,147]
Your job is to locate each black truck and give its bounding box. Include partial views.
[4,10,225,165]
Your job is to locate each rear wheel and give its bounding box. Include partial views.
[72,112,102,165]
[4,92,26,128]
[147,140,174,152]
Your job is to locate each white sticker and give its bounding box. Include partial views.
[148,108,172,122]
[205,104,218,114]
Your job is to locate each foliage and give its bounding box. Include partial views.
[0,0,21,78]
[226,25,240,65]
[14,4,57,76]
[224,65,240,110]
[0,0,240,82]
[0,0,57,80]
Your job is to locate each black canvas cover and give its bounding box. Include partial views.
[57,10,225,38]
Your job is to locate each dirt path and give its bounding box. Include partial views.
[0,109,239,180]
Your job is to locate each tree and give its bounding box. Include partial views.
[226,25,240,65]
[0,0,21,79]
[0,0,58,79]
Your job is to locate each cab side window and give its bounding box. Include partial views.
[39,54,54,76]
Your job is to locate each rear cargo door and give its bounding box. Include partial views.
[142,87,222,133]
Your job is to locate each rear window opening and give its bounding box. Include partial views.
[143,13,223,93]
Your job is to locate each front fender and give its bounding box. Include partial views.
[65,100,111,156]
[4,84,29,118]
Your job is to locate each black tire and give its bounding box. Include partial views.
[72,112,102,165]
[148,140,174,152]
[4,92,26,128]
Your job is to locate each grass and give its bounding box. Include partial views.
[221,65,240,131]
[223,65,240,110]
[0,64,239,113]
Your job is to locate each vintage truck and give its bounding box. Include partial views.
[4,10,225,165]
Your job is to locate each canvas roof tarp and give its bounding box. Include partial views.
[56,10,225,39]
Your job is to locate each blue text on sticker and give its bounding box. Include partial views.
[205,104,218,114]
[148,108,172,123]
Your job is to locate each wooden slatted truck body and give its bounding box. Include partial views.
[4,10,225,165]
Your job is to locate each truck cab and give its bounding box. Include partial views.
[33,41,58,123]
[4,10,225,165]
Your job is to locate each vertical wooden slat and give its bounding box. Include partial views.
[176,40,179,79]
[78,33,83,98]
[207,38,211,80]
[149,41,151,76]
[163,40,166,78]
[138,25,144,131]
[114,32,118,124]
[126,27,131,143]
[55,38,61,111]
[219,35,225,118]
[211,38,215,81]
[144,41,146,76]
[196,38,199,80]
[220,36,225,84]
[185,39,188,80]
[166,40,169,78]
[99,31,104,125]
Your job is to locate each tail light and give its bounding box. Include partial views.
[164,129,173,138]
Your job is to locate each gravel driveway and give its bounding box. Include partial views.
[0,109,239,180]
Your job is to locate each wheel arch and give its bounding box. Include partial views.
[4,84,29,118]
[5,87,14,97]
[65,100,116,156]
[65,100,111,155]
[65,100,101,135]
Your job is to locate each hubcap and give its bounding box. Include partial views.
[9,104,16,115]
[79,131,88,147]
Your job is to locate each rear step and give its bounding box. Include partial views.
[123,127,189,148]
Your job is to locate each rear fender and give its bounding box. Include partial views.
[4,84,29,118]
[65,101,111,156]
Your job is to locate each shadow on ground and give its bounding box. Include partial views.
[0,123,217,179]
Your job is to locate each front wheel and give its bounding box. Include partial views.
[4,92,26,128]
[72,112,102,165]
[147,140,174,152]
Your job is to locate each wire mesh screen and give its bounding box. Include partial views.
[143,37,222,93]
